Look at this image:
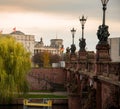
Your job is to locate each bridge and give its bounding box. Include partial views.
[65,43,120,109]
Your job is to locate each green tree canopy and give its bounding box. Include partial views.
[0,35,31,103]
[43,51,50,67]
[32,52,61,68]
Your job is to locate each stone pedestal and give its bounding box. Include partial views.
[96,43,111,62]
[78,51,87,61]
[70,54,77,61]
[68,94,81,109]
[95,43,111,75]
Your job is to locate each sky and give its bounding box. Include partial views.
[0,0,120,52]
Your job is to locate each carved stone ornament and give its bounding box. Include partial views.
[97,25,110,44]
[71,44,76,54]
[79,38,86,51]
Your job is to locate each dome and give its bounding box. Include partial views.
[10,31,25,35]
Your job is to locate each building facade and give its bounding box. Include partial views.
[108,37,120,62]
[10,31,35,56]
[3,30,63,56]
[34,38,63,55]
[50,39,63,48]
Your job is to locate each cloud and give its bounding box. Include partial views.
[0,0,119,20]
[0,0,119,51]
[0,0,100,14]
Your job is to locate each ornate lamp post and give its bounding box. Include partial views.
[70,28,76,54]
[101,0,109,26]
[80,15,87,40]
[79,15,87,51]
[96,0,111,63]
[71,27,76,45]
[97,0,110,44]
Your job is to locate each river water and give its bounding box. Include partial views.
[0,105,68,109]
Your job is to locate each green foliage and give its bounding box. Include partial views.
[0,36,31,103]
[32,52,61,68]
[19,94,68,99]
[32,52,44,67]
[43,51,50,67]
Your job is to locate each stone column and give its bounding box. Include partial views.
[95,23,111,109]
[68,94,81,109]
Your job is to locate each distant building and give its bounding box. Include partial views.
[108,37,120,62]
[3,30,64,56]
[50,39,63,48]
[3,30,35,56]
[34,38,63,55]
[10,31,35,56]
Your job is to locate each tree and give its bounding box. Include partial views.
[32,52,44,67]
[0,36,31,103]
[49,54,61,65]
[43,51,50,67]
[32,52,61,68]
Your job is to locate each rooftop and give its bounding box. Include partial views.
[10,31,25,35]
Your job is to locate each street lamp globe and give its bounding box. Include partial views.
[71,27,76,35]
[101,0,109,5]
[80,15,87,27]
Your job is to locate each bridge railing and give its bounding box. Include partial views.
[108,62,120,81]
[94,62,120,81]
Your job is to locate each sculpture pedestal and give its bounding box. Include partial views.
[96,43,111,62]
[70,54,77,61]
[68,94,81,109]
[78,51,87,61]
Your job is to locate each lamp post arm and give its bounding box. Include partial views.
[72,34,74,44]
[102,4,107,26]
[82,25,84,39]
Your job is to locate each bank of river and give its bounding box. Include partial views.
[13,98,68,105]
[0,98,68,109]
[0,104,68,109]
[0,91,68,105]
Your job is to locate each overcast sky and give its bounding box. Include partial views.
[0,0,120,51]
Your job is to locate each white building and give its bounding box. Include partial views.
[108,37,120,62]
[10,31,35,56]
[3,30,64,57]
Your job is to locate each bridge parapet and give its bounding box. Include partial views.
[104,62,120,81]
[94,61,120,81]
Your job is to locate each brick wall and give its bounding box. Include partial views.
[27,68,67,91]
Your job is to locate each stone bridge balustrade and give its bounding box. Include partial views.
[95,42,120,109]
[96,62,120,81]
[65,50,96,93]
[66,60,81,94]
[86,51,95,72]
[65,50,97,109]
[65,42,120,109]
[96,43,111,62]
[95,62,110,75]
[108,62,120,81]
